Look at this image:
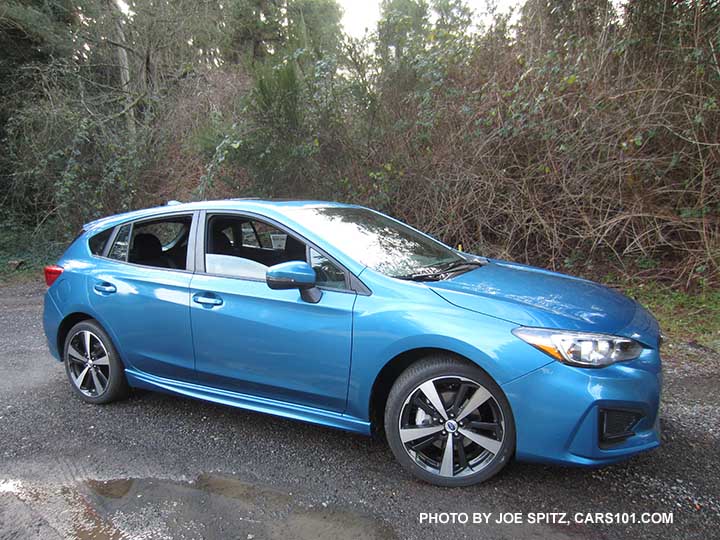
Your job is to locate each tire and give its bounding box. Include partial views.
[63,320,129,404]
[384,355,515,487]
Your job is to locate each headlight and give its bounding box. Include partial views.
[512,327,644,368]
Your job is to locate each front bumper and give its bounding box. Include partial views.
[502,348,661,466]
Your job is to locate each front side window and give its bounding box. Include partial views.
[205,215,306,280]
[285,207,464,278]
[204,215,348,289]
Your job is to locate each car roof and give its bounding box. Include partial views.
[83,199,361,231]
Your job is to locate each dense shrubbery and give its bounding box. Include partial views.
[1,0,718,286]
[375,1,720,285]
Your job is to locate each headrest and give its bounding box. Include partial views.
[133,233,162,260]
[212,230,232,254]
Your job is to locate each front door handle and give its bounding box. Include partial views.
[94,282,116,294]
[193,293,223,307]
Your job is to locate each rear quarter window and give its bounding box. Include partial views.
[89,228,113,256]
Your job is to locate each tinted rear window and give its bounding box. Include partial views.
[89,228,113,256]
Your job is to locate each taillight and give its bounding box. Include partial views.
[44,265,64,286]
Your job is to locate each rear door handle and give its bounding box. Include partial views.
[193,293,223,307]
[94,282,116,294]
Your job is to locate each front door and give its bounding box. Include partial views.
[189,213,356,412]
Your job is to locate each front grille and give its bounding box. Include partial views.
[599,408,643,447]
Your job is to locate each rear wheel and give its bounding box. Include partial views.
[63,320,129,404]
[384,355,515,486]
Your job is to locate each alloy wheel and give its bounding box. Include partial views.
[398,376,505,479]
[65,330,111,397]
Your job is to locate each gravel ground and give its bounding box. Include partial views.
[0,282,718,540]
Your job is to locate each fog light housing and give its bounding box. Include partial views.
[599,408,643,447]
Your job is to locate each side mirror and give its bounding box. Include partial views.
[266,261,322,303]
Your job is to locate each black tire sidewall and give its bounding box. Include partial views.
[63,320,128,404]
[384,356,516,487]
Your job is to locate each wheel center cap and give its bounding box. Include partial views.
[445,420,458,433]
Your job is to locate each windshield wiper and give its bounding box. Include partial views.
[397,258,486,282]
[437,258,487,273]
[397,272,445,282]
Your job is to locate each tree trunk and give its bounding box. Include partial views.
[106,0,135,138]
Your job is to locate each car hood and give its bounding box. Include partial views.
[428,259,659,346]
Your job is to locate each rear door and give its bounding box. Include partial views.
[189,211,357,412]
[89,212,197,380]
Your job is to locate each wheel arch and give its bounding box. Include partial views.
[368,347,480,436]
[56,312,95,359]
[57,312,126,369]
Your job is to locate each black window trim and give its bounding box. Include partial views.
[104,221,132,260]
[196,209,371,296]
[93,210,199,273]
[99,226,117,258]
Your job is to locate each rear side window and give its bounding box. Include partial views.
[88,228,113,256]
[135,220,187,247]
[128,216,192,270]
[253,221,286,249]
[240,222,259,247]
[108,224,132,261]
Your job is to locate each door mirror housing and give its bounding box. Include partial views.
[266,261,316,290]
[266,261,322,303]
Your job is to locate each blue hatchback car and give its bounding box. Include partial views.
[43,200,662,486]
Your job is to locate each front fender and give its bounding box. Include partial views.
[345,289,553,421]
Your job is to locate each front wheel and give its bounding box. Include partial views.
[384,356,515,486]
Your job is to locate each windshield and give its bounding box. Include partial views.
[285,206,465,278]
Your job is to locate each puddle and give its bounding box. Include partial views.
[195,473,294,507]
[70,490,126,540]
[2,474,394,539]
[86,479,134,499]
[79,474,396,539]
[0,480,127,540]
